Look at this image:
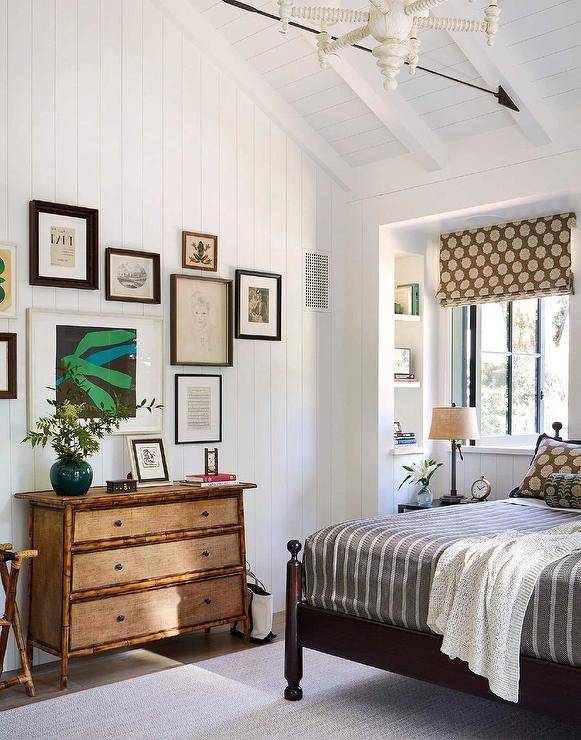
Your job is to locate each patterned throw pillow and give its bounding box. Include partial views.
[544,473,581,509]
[514,436,581,499]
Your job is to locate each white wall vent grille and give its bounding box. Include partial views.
[304,250,330,312]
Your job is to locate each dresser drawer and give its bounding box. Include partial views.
[73,497,239,542]
[70,574,244,650]
[72,533,242,592]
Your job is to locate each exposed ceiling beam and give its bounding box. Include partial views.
[433,1,556,146]
[302,36,447,171]
[151,0,353,191]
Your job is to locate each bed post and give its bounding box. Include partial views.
[284,540,303,701]
[552,421,563,440]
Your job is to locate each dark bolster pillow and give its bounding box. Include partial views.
[544,473,581,509]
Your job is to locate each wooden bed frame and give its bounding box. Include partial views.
[283,540,581,725]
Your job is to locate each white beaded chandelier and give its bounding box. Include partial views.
[277,0,500,91]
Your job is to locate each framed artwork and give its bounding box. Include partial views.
[29,200,98,290]
[105,248,161,304]
[182,231,218,272]
[205,448,219,476]
[170,274,233,366]
[0,333,17,399]
[27,309,163,433]
[395,283,420,316]
[127,435,171,486]
[394,347,412,375]
[0,242,17,318]
[235,269,282,341]
[175,374,222,445]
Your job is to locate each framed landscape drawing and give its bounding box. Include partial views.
[175,374,222,445]
[29,200,98,289]
[170,274,233,366]
[27,309,163,433]
[182,231,218,272]
[0,333,17,399]
[235,269,282,341]
[0,243,16,318]
[127,435,171,486]
[105,247,161,304]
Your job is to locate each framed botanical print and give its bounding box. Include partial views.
[0,333,17,399]
[394,347,412,375]
[127,435,171,486]
[0,243,17,318]
[170,274,233,366]
[175,374,222,444]
[235,269,282,341]
[29,200,98,289]
[105,247,161,304]
[27,309,163,433]
[182,231,218,272]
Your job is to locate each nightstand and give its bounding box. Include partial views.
[397,499,475,513]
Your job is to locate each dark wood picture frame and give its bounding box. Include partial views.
[235,269,282,341]
[182,231,218,272]
[0,333,17,399]
[205,448,219,476]
[129,437,170,484]
[105,247,161,304]
[29,200,99,290]
[175,374,222,445]
[170,274,233,367]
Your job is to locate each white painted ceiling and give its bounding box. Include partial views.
[190,0,581,168]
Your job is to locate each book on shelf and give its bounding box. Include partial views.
[185,473,237,483]
[394,432,415,439]
[394,373,415,380]
[178,479,240,488]
[395,438,417,446]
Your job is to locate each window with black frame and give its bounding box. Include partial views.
[452,296,570,443]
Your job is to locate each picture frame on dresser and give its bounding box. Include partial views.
[105,247,161,304]
[0,242,17,318]
[127,434,171,486]
[0,333,17,399]
[29,200,98,289]
[175,374,222,445]
[27,309,164,433]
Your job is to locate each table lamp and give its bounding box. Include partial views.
[429,404,480,504]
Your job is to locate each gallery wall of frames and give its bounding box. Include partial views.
[0,0,349,671]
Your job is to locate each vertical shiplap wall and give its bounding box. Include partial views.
[0,0,348,670]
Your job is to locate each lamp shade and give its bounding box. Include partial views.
[429,406,480,441]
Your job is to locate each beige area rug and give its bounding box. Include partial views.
[2,641,578,739]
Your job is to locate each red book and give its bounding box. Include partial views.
[185,473,237,482]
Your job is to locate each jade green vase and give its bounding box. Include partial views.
[50,461,93,496]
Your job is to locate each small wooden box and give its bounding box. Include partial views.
[105,479,138,494]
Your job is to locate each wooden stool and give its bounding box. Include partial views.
[0,544,37,697]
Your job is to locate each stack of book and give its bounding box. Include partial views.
[180,473,238,488]
[394,432,417,447]
[394,373,416,382]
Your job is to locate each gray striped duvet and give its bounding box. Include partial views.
[303,501,581,668]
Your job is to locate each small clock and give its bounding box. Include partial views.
[471,475,492,502]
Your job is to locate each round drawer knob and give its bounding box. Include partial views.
[114,520,123,528]
[202,550,210,558]
[201,511,210,518]
[115,563,123,571]
[117,614,125,622]
[204,598,212,605]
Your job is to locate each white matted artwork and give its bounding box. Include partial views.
[127,435,171,486]
[38,211,87,280]
[235,270,282,341]
[0,242,17,318]
[106,248,161,304]
[170,274,232,366]
[0,340,7,391]
[27,309,163,433]
[175,374,222,444]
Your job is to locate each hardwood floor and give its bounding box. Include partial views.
[0,612,284,711]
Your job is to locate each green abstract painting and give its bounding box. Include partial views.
[56,325,137,417]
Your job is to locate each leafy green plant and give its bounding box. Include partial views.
[398,459,443,490]
[23,363,162,464]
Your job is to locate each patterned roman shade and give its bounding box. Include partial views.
[436,213,576,308]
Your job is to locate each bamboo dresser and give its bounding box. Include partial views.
[15,482,255,688]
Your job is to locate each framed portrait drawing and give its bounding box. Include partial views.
[27,309,163,433]
[29,200,98,289]
[170,274,233,366]
[235,270,282,341]
[175,374,222,445]
[0,243,17,318]
[182,231,218,272]
[0,333,17,399]
[127,435,171,486]
[105,248,161,304]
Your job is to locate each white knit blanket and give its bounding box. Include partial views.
[427,521,581,703]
